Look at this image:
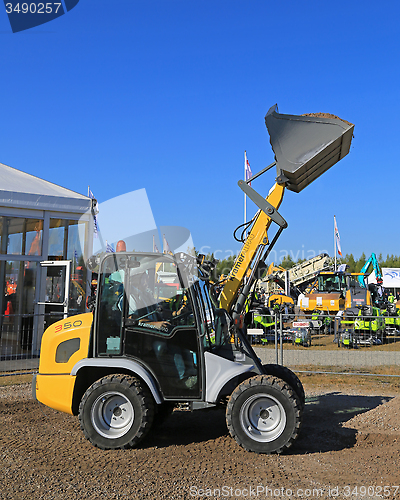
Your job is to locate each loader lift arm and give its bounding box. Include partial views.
[219,180,286,317]
[218,104,354,321]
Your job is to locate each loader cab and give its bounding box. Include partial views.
[93,252,203,400]
[344,273,371,311]
[316,273,346,294]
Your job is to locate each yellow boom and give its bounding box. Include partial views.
[219,182,285,311]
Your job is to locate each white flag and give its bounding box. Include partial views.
[334,216,342,256]
[163,234,173,255]
[153,235,160,253]
[244,151,252,185]
[88,186,99,238]
[106,240,115,253]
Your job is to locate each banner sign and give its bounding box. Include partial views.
[382,268,400,288]
[367,268,400,288]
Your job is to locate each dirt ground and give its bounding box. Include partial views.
[1,376,400,500]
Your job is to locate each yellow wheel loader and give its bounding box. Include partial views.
[33,105,354,454]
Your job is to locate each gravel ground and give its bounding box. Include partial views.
[1,382,400,500]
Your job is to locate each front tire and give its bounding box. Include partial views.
[79,374,154,450]
[226,375,302,454]
[262,364,305,410]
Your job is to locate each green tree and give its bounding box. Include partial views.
[342,253,400,273]
[343,253,356,272]
[215,255,236,280]
[355,252,366,273]
[280,254,295,269]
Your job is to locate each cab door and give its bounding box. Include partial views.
[95,253,202,399]
[38,260,71,330]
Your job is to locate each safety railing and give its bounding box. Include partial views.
[250,309,400,375]
[2,308,400,377]
[0,311,67,375]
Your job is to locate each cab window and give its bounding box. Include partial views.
[96,255,125,355]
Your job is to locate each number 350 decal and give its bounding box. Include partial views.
[55,320,83,333]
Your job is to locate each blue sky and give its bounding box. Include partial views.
[1,0,399,263]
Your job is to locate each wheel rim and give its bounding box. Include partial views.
[91,391,134,439]
[239,393,286,443]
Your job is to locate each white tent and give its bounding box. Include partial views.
[0,161,94,358]
[0,162,92,213]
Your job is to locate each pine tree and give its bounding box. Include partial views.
[280,254,295,269]
[355,252,366,273]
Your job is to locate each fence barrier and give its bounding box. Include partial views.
[0,311,68,375]
[251,310,400,376]
[1,309,400,378]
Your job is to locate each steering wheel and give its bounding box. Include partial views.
[170,309,194,326]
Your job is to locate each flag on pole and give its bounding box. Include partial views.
[153,235,160,253]
[163,234,173,255]
[334,216,342,256]
[88,187,99,238]
[106,240,115,253]
[244,150,252,185]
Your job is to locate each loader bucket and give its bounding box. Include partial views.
[265,104,354,193]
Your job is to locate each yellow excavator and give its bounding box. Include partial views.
[299,271,348,315]
[260,262,296,308]
[33,105,354,454]
[299,270,376,315]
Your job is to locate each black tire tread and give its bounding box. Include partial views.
[78,373,154,450]
[226,374,302,454]
[262,364,305,410]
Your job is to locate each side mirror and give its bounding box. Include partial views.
[128,258,141,269]
[86,254,101,271]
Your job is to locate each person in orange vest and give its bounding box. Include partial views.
[5,300,13,316]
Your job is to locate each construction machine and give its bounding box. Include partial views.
[299,271,347,315]
[382,302,400,336]
[289,253,334,289]
[260,262,301,306]
[290,321,312,347]
[298,270,349,334]
[358,253,383,288]
[339,267,384,347]
[355,253,400,336]
[299,268,380,333]
[261,262,289,296]
[251,264,299,341]
[262,254,334,293]
[356,252,387,308]
[33,105,354,454]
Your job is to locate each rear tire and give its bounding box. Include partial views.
[79,374,154,450]
[262,364,305,410]
[226,375,302,454]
